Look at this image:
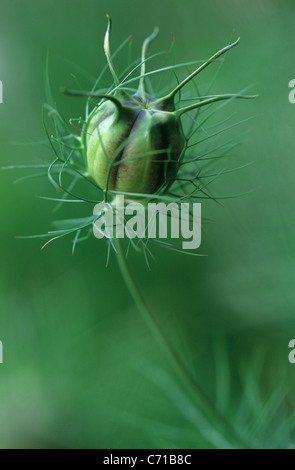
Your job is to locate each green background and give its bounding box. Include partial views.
[0,0,295,448]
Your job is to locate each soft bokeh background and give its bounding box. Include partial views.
[0,0,295,448]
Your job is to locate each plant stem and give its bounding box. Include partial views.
[114,237,248,449]
[137,27,159,104]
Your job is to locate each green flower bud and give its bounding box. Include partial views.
[62,16,256,200]
[85,96,185,194]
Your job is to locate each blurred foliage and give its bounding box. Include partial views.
[0,0,295,449]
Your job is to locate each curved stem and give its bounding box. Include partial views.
[114,237,248,449]
[105,15,120,87]
[60,87,124,109]
[153,37,241,107]
[138,27,159,103]
[175,93,258,117]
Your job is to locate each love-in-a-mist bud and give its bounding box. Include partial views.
[62,16,256,198]
[82,19,186,196]
[85,95,185,194]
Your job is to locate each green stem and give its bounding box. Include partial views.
[114,237,248,449]
[153,37,241,107]
[137,27,159,104]
[60,87,124,110]
[104,15,120,87]
[175,93,258,117]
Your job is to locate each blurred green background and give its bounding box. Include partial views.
[0,0,295,449]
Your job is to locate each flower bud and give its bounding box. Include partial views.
[85,96,185,195]
[61,17,255,199]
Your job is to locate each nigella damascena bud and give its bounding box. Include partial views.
[85,96,185,194]
[62,15,255,200]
